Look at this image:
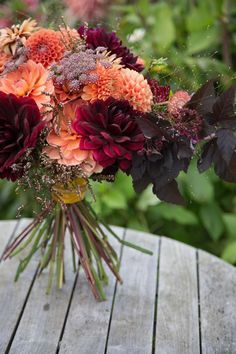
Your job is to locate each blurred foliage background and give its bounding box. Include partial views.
[1,0,236,263]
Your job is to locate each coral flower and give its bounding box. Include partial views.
[117,68,153,112]
[82,62,120,102]
[0,60,54,111]
[168,90,191,114]
[26,29,65,67]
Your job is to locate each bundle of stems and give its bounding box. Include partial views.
[3,201,152,300]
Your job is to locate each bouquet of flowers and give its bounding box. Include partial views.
[0,18,236,300]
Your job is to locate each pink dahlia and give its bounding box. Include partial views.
[72,98,145,171]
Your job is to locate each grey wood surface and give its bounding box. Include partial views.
[0,219,236,354]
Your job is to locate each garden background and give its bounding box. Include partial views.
[0,0,236,263]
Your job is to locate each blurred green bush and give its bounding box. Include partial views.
[1,0,236,263]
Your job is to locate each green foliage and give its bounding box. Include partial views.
[111,0,235,89]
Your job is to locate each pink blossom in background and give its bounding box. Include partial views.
[23,0,39,12]
[64,0,109,21]
[0,5,12,28]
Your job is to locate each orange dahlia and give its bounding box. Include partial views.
[0,60,54,110]
[59,26,80,49]
[116,68,153,112]
[25,29,65,67]
[44,99,102,176]
[0,51,11,73]
[82,62,120,102]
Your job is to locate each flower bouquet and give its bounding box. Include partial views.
[0,18,236,300]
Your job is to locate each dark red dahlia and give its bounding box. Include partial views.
[72,98,145,171]
[148,79,170,104]
[0,92,44,181]
[78,26,144,72]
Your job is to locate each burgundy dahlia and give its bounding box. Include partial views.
[78,26,144,72]
[148,79,170,104]
[72,98,145,171]
[0,92,44,181]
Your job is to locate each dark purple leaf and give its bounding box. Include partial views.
[153,179,185,205]
[130,154,146,181]
[186,80,215,115]
[198,140,216,173]
[212,86,235,122]
[132,172,151,193]
[214,152,236,183]
[135,116,163,139]
[216,129,236,164]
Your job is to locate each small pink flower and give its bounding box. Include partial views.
[168,90,191,114]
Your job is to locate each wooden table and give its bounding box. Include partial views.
[0,219,236,354]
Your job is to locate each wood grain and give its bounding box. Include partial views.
[8,231,78,354]
[155,237,200,354]
[58,226,124,354]
[0,219,19,258]
[1,220,236,354]
[199,250,236,354]
[106,229,159,354]
[0,219,36,353]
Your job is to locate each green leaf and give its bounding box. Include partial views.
[186,4,215,32]
[222,214,236,239]
[187,26,219,54]
[152,3,176,51]
[222,241,236,264]
[199,203,224,240]
[136,185,160,211]
[102,189,127,209]
[185,162,214,203]
[152,203,198,225]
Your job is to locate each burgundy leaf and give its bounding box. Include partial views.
[198,140,216,173]
[186,80,215,115]
[212,86,235,122]
[153,179,185,205]
[216,129,236,164]
[136,116,163,139]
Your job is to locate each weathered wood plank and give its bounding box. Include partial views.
[106,229,159,354]
[0,219,18,258]
[0,218,36,353]
[155,237,200,354]
[199,250,236,354]
[8,231,78,354]
[58,226,124,354]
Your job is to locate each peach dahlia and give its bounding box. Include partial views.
[0,60,54,110]
[117,68,153,112]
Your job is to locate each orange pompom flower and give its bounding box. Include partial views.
[117,68,153,112]
[26,29,65,67]
[82,62,120,102]
[0,59,54,111]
